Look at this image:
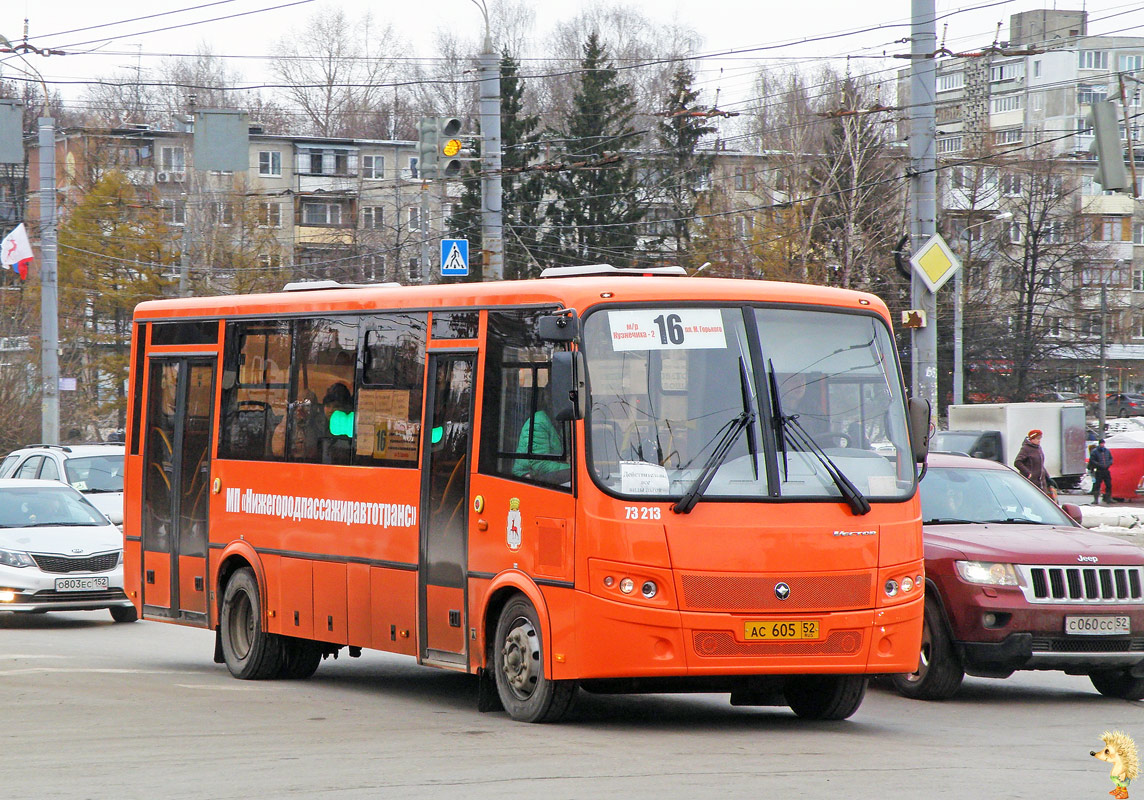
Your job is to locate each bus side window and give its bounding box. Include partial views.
[289,317,358,466]
[354,312,427,468]
[479,310,571,489]
[219,321,291,461]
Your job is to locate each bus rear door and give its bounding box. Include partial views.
[419,353,476,666]
[140,356,215,624]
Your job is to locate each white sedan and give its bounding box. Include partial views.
[0,479,135,622]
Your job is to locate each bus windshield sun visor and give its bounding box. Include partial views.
[672,358,757,515]
[769,359,870,516]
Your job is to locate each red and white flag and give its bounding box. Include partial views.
[1,223,34,280]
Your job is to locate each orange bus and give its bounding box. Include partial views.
[123,265,929,722]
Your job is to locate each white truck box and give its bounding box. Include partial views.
[945,402,1088,481]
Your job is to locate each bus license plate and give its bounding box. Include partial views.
[1065,615,1130,635]
[744,620,820,640]
[55,577,109,592]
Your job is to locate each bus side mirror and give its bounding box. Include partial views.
[909,397,931,463]
[550,351,584,421]
[539,312,579,342]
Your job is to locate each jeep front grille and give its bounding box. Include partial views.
[1016,565,1144,604]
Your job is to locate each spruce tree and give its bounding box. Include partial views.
[542,33,646,267]
[651,65,716,268]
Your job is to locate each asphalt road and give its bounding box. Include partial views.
[2,610,1140,800]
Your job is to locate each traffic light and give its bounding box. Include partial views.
[437,117,465,178]
[1090,99,1129,192]
[417,117,439,181]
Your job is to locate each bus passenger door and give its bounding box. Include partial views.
[419,354,475,667]
[140,357,215,625]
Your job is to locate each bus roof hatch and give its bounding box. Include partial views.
[539,264,687,278]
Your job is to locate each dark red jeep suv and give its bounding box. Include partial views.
[893,454,1144,700]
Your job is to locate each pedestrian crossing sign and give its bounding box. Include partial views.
[441,238,469,276]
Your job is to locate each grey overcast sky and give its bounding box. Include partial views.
[1,0,1141,107]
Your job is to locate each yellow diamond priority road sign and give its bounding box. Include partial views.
[909,233,961,293]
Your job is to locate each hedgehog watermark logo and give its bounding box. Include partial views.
[1092,731,1139,800]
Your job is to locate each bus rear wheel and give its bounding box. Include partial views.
[784,674,867,720]
[220,567,282,679]
[492,596,576,723]
[110,605,138,623]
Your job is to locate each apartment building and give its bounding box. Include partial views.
[25,122,457,291]
[903,8,1144,394]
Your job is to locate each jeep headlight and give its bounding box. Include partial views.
[955,560,1019,586]
[0,548,35,568]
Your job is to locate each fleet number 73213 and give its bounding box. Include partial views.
[625,506,662,520]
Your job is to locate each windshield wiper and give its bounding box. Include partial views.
[673,358,757,515]
[780,411,872,517]
[924,518,979,525]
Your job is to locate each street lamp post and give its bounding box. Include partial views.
[954,211,1012,405]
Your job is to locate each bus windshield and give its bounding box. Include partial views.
[582,305,913,503]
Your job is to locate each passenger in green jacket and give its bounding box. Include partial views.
[513,409,565,477]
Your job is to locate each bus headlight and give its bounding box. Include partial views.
[641,580,657,598]
[619,578,634,594]
[884,579,899,597]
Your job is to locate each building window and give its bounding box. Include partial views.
[1134,316,1144,339]
[408,207,422,231]
[362,206,383,229]
[213,202,234,227]
[937,71,964,92]
[1031,92,1045,111]
[259,252,282,270]
[1077,85,1108,106]
[993,128,1023,146]
[408,157,419,180]
[1135,223,1144,245]
[1121,54,1144,73]
[258,151,282,177]
[1079,50,1109,70]
[991,95,1023,113]
[1033,60,1042,78]
[1133,267,1144,291]
[161,198,185,226]
[259,202,281,228]
[1100,217,1122,241]
[302,202,343,226]
[1043,220,1063,243]
[309,151,323,174]
[999,173,1023,196]
[1047,317,1062,338]
[937,136,963,154]
[334,152,349,175]
[362,154,384,179]
[160,146,185,172]
[1008,221,1022,244]
[989,62,1023,83]
[362,253,385,281]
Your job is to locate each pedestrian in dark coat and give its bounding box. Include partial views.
[1089,438,1114,504]
[1014,429,1051,494]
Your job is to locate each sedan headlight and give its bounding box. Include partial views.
[0,548,35,568]
[955,560,1019,586]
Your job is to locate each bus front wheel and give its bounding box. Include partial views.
[784,674,867,720]
[492,596,576,723]
[220,567,283,680]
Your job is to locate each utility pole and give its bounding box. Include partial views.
[475,4,504,280]
[38,115,59,443]
[909,0,938,413]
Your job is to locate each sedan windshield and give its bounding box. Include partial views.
[582,305,913,502]
[921,466,1075,526]
[0,486,109,528]
[63,455,124,493]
